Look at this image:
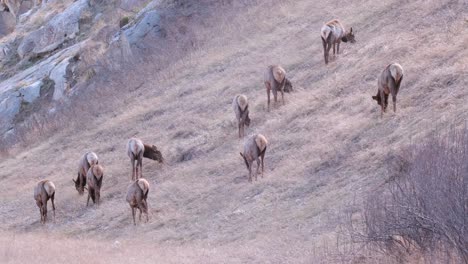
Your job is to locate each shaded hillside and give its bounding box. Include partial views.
[0,0,467,263]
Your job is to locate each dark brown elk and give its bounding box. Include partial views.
[264,65,293,111]
[372,63,404,117]
[34,180,56,224]
[73,152,98,195]
[86,164,104,206]
[126,178,150,225]
[239,134,268,182]
[127,138,164,180]
[320,19,356,64]
[232,94,251,138]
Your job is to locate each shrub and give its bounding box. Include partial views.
[362,127,468,263]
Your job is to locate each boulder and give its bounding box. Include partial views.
[124,10,161,45]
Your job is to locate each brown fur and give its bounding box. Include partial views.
[34,180,56,224]
[127,138,163,180]
[86,164,104,206]
[126,179,150,225]
[321,19,356,64]
[239,134,268,182]
[372,63,404,117]
[73,152,98,195]
[264,65,292,110]
[233,95,251,138]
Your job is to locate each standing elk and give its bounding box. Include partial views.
[86,164,104,206]
[127,138,163,180]
[240,134,268,182]
[264,65,293,110]
[34,179,56,224]
[321,19,356,64]
[372,63,404,117]
[126,178,150,225]
[73,152,98,195]
[232,94,251,138]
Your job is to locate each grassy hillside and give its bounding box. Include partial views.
[1,0,467,263]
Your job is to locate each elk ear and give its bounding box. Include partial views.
[240,153,244,158]
[350,27,353,33]
[72,179,76,184]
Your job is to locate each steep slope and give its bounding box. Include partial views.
[0,0,467,263]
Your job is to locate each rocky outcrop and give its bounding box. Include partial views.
[17,0,89,58]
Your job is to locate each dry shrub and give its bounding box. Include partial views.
[360,127,468,263]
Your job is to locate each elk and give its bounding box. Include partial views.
[127,138,163,180]
[126,178,150,225]
[372,63,404,117]
[320,19,356,64]
[73,152,98,195]
[239,134,268,182]
[232,94,251,138]
[34,180,56,224]
[264,65,293,110]
[86,164,104,206]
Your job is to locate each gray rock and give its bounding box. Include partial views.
[18,80,42,103]
[124,10,161,45]
[0,91,21,132]
[17,0,89,58]
[49,57,72,100]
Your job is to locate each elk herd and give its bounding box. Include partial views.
[33,18,404,225]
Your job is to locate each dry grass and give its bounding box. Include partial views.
[0,0,467,263]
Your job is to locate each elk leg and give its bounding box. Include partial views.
[333,43,336,55]
[322,38,328,64]
[256,158,261,181]
[260,150,266,178]
[51,194,56,222]
[265,82,271,111]
[130,158,135,180]
[393,95,397,113]
[238,121,242,138]
[138,208,142,221]
[138,157,143,179]
[86,192,91,206]
[281,90,284,105]
[379,90,386,117]
[248,162,253,183]
[273,89,278,104]
[337,41,341,54]
[131,207,136,225]
[326,44,332,62]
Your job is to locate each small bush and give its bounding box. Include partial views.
[119,16,130,28]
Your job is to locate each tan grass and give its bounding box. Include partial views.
[0,0,467,263]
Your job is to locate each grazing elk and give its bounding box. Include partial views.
[264,65,293,110]
[126,178,150,225]
[73,152,99,195]
[34,180,56,224]
[372,63,404,117]
[321,19,356,64]
[86,164,104,206]
[127,138,163,180]
[232,94,251,138]
[240,134,268,182]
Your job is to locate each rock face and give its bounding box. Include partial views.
[17,0,89,58]
[0,42,82,136]
[124,10,161,45]
[0,0,166,141]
